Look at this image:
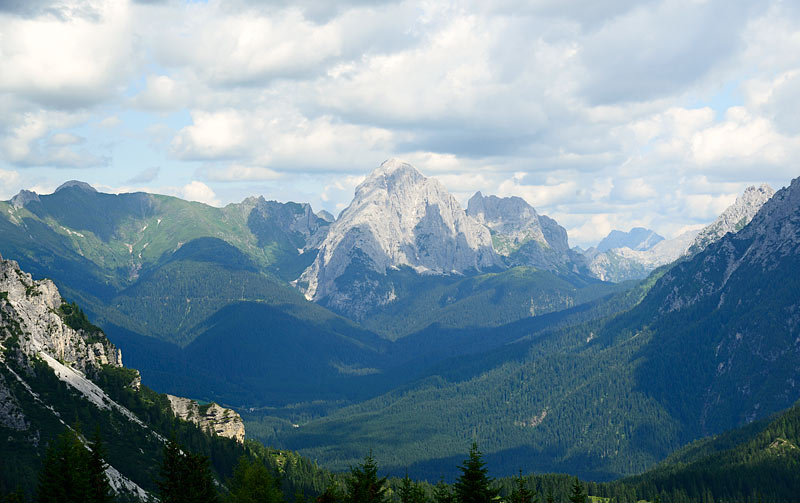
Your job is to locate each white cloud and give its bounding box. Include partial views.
[181,180,220,206]
[98,115,122,128]
[0,0,797,246]
[131,74,186,112]
[0,109,107,168]
[0,168,22,199]
[0,0,135,109]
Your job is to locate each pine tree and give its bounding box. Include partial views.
[568,477,586,503]
[37,429,91,503]
[432,478,454,503]
[156,437,219,503]
[86,428,113,503]
[544,487,555,503]
[453,442,499,503]
[227,456,284,503]
[316,480,344,503]
[398,473,427,503]
[344,453,388,503]
[156,438,186,503]
[508,472,536,503]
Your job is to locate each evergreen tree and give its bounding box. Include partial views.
[507,472,536,503]
[156,437,219,503]
[567,478,586,503]
[453,442,499,503]
[86,428,113,503]
[156,438,186,503]
[227,456,284,503]
[316,480,344,503]
[37,429,90,503]
[344,453,388,503]
[544,487,554,503]
[398,473,427,503]
[432,479,454,503]
[184,453,219,503]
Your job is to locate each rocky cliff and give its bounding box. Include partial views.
[298,159,499,318]
[466,192,586,273]
[685,184,775,257]
[166,394,245,443]
[0,254,122,373]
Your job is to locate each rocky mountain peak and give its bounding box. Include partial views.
[464,192,581,274]
[467,192,547,254]
[9,189,40,209]
[298,160,498,318]
[365,157,424,183]
[686,183,775,257]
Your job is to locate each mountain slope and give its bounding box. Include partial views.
[685,183,775,257]
[610,401,800,503]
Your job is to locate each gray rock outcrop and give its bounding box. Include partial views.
[466,192,585,273]
[0,257,122,373]
[166,394,245,443]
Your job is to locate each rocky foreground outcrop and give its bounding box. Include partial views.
[166,394,245,443]
[0,254,122,373]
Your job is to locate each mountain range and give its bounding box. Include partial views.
[0,159,797,488]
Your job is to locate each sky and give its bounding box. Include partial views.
[0,0,798,248]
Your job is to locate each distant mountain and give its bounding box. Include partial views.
[586,184,774,282]
[597,227,664,253]
[298,159,500,319]
[685,184,775,257]
[588,230,699,282]
[466,192,589,274]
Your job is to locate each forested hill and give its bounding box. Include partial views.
[269,177,800,481]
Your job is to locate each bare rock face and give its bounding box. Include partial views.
[686,184,775,257]
[0,257,122,373]
[466,192,586,273]
[298,159,499,317]
[165,395,245,443]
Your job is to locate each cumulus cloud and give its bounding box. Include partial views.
[182,180,220,206]
[0,168,22,199]
[0,0,798,248]
[0,0,136,109]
